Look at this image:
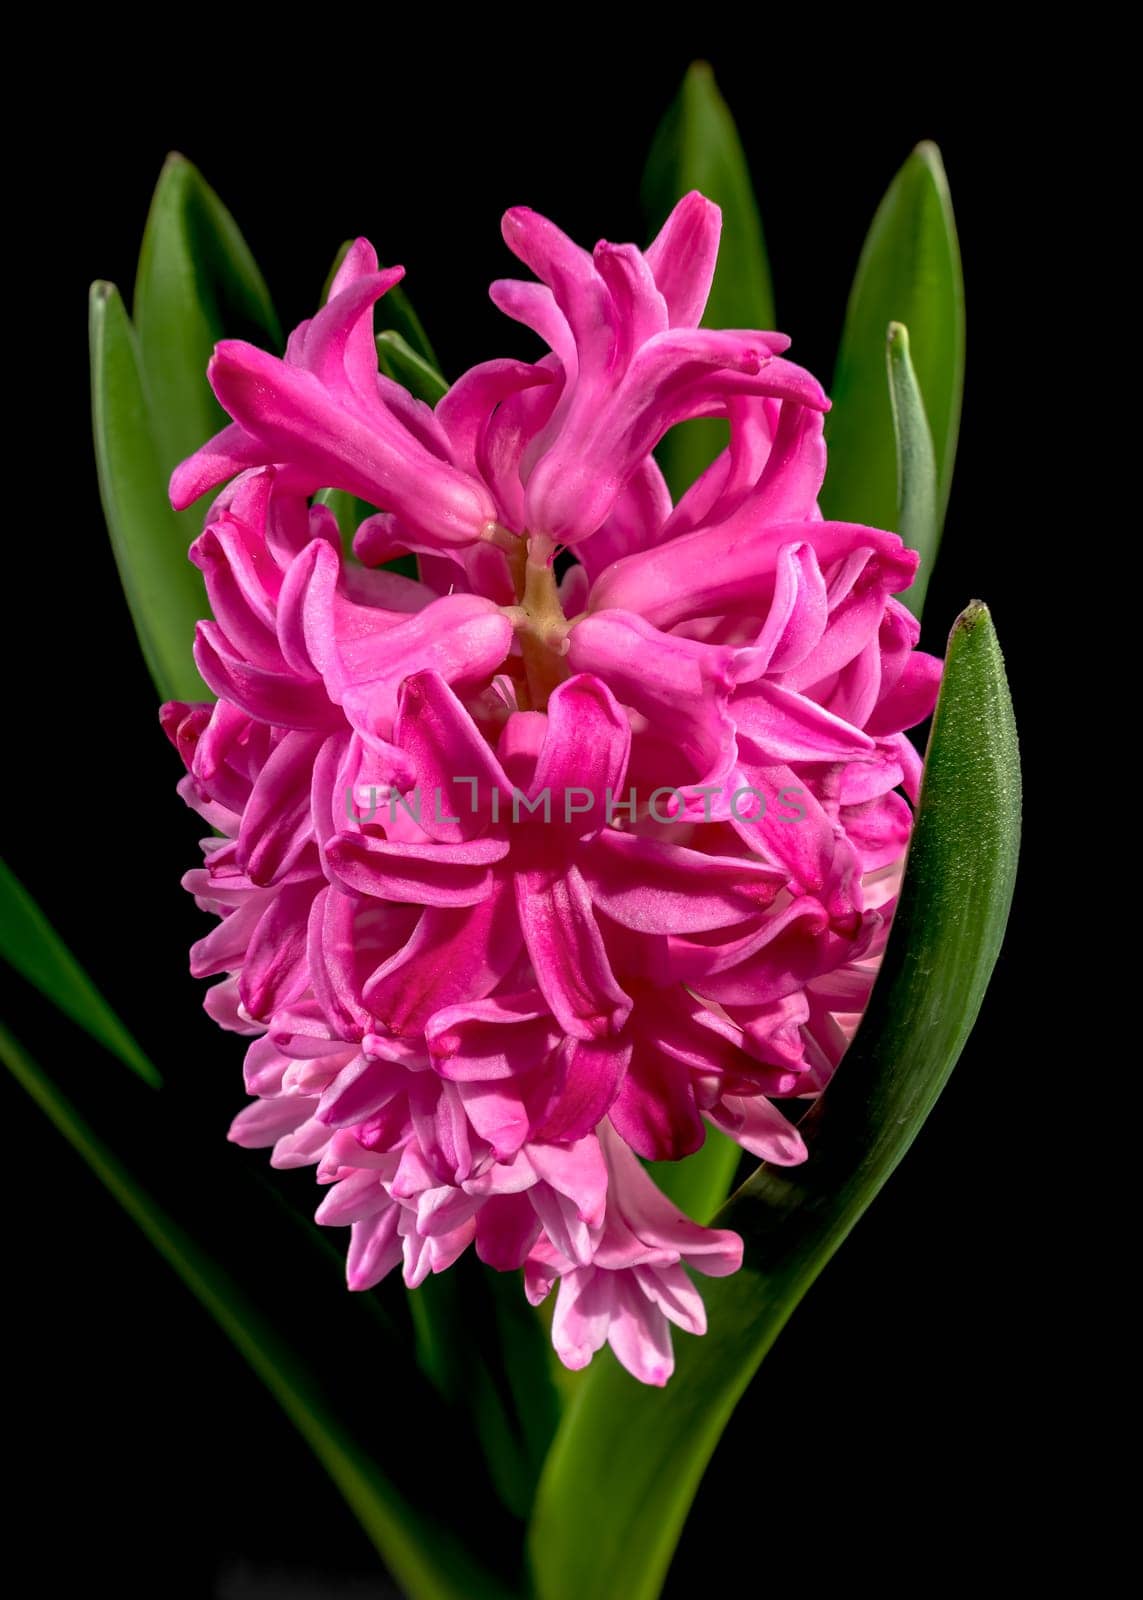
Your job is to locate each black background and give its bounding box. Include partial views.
[5,35,1054,1599]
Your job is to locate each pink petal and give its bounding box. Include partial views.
[204,339,497,548]
[500,207,613,372]
[488,279,577,375]
[733,541,828,678]
[426,993,557,1082]
[528,1135,609,1229]
[314,1167,393,1226]
[394,671,511,842]
[325,833,508,906]
[316,1054,408,1129]
[645,191,722,328]
[633,1261,708,1335]
[236,729,325,885]
[708,1093,807,1164]
[841,791,913,871]
[364,882,524,1033]
[551,1269,614,1370]
[459,1081,532,1160]
[515,864,632,1039]
[732,679,876,764]
[610,1044,704,1161]
[605,1277,675,1386]
[239,880,319,1021]
[529,675,631,838]
[228,1095,316,1149]
[531,1036,630,1144]
[866,651,943,736]
[577,456,674,583]
[194,622,334,730]
[346,1207,403,1290]
[475,1192,542,1270]
[584,829,784,934]
[170,421,267,510]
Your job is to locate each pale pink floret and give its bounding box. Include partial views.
[525,1128,743,1385]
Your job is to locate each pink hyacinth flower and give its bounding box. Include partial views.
[163,192,943,1386]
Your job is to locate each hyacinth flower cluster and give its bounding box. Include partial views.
[161,194,942,1385]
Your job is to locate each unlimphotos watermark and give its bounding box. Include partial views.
[345,783,808,826]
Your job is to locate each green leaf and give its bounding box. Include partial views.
[0,860,160,1088]
[482,1266,562,1491]
[377,331,448,405]
[646,1127,742,1223]
[380,281,440,371]
[314,487,380,558]
[528,601,1020,1600]
[1,1022,523,1600]
[642,61,775,333]
[134,153,282,494]
[642,61,775,499]
[887,321,940,618]
[822,142,964,534]
[90,280,209,702]
[413,1262,561,1519]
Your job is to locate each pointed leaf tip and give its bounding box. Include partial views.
[953,597,990,631]
[886,318,940,618]
[823,141,964,536]
[133,154,282,484]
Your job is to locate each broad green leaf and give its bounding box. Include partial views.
[822,142,964,532]
[0,860,160,1088]
[2,1022,522,1600]
[887,321,940,617]
[134,154,282,493]
[646,1127,742,1223]
[377,331,448,404]
[642,62,775,500]
[90,281,209,702]
[528,601,1021,1600]
[482,1265,562,1490]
